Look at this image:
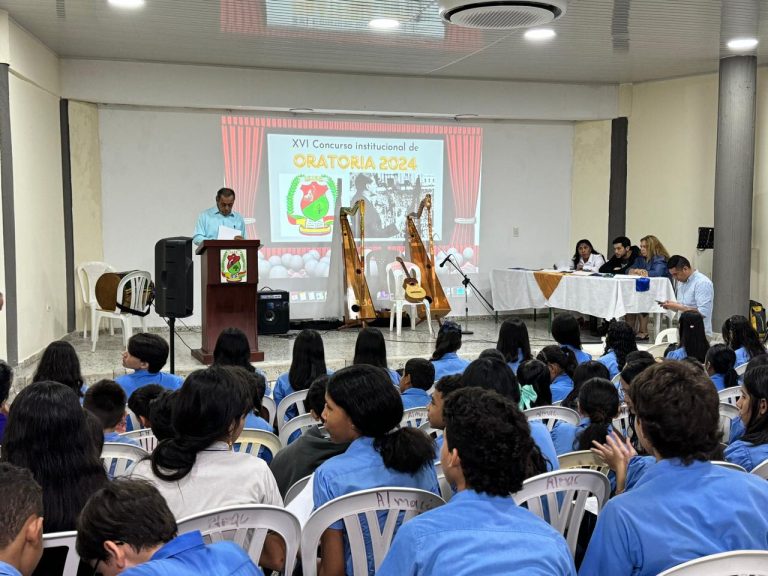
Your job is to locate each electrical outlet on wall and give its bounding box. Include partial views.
[513,226,520,238]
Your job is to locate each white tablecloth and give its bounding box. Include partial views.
[490,269,676,320]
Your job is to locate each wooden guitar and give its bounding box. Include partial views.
[396,257,428,303]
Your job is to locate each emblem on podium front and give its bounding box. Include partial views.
[221,249,247,283]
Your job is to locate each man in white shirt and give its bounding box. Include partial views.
[661,255,715,336]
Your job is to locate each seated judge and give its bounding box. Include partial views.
[193,187,246,245]
[572,239,605,272]
[660,255,715,336]
[598,236,641,274]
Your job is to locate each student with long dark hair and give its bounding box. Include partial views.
[722,314,767,367]
[561,360,610,410]
[536,345,577,402]
[212,327,256,372]
[725,365,768,471]
[32,341,85,398]
[665,311,710,362]
[516,359,552,408]
[273,329,330,421]
[551,378,619,455]
[430,321,470,380]
[313,365,438,576]
[551,313,592,364]
[352,327,400,385]
[705,344,738,392]
[496,318,533,373]
[598,321,638,379]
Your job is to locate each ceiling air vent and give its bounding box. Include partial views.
[439,0,567,30]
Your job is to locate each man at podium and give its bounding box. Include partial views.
[193,187,246,245]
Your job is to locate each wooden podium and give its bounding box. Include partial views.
[191,240,264,364]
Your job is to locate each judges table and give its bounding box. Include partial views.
[490,269,676,321]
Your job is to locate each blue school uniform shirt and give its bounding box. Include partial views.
[122,531,262,576]
[273,369,334,422]
[116,370,183,399]
[579,459,768,576]
[725,440,768,472]
[529,420,560,472]
[550,373,574,403]
[192,206,247,245]
[377,489,576,576]
[710,373,726,391]
[563,344,592,365]
[0,412,7,444]
[0,561,21,576]
[665,346,687,360]
[313,436,440,576]
[507,350,526,374]
[550,418,585,456]
[401,388,430,410]
[731,416,746,443]
[597,350,620,379]
[245,413,273,432]
[431,352,470,381]
[104,431,141,447]
[735,346,756,367]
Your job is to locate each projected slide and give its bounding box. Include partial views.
[267,134,444,243]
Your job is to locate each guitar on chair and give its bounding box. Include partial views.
[396,257,429,303]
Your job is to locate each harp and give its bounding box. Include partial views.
[406,194,451,320]
[339,200,377,325]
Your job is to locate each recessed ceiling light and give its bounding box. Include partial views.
[108,0,145,8]
[524,28,556,41]
[369,18,401,30]
[727,37,759,51]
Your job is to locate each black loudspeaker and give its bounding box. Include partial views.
[154,237,193,318]
[257,290,290,335]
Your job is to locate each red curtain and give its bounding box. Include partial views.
[222,117,264,238]
[446,129,482,250]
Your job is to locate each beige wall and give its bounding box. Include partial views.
[571,120,611,254]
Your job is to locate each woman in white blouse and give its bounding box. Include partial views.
[571,239,606,272]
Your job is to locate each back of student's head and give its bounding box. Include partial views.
[32,340,84,397]
[83,409,105,456]
[722,314,766,360]
[223,365,263,415]
[433,374,464,398]
[625,350,655,364]
[630,362,720,463]
[0,463,43,563]
[353,327,389,368]
[76,479,177,566]
[304,375,329,418]
[127,333,170,373]
[150,366,249,481]
[213,327,254,372]
[432,321,462,361]
[620,358,656,386]
[404,358,435,391]
[551,313,583,349]
[563,361,610,410]
[678,311,710,363]
[1,381,107,532]
[461,357,520,403]
[443,388,539,495]
[326,365,433,474]
[478,348,505,362]
[576,378,620,450]
[0,360,13,406]
[746,353,768,373]
[604,321,638,370]
[148,390,176,441]
[537,345,577,379]
[741,365,768,446]
[516,359,552,407]
[127,384,165,425]
[83,379,127,430]
[496,318,532,363]
[288,329,327,392]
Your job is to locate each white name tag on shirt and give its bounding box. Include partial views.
[217,225,240,240]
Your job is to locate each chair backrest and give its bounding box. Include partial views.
[524,406,581,431]
[261,395,276,425]
[177,505,301,576]
[645,343,670,359]
[719,386,743,406]
[116,270,153,313]
[101,442,150,477]
[401,407,429,428]
[125,406,139,432]
[718,402,740,444]
[300,487,445,576]
[656,550,768,576]
[557,450,610,476]
[276,390,309,430]
[234,429,282,460]
[712,460,747,473]
[76,261,115,305]
[284,474,313,505]
[385,261,422,300]
[513,469,610,557]
[433,461,454,502]
[120,428,158,453]
[418,420,444,441]
[611,404,635,443]
[278,413,319,445]
[655,328,678,345]
[43,531,80,576]
[735,362,749,376]
[751,458,768,479]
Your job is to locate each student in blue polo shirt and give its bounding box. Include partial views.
[426,374,464,459]
[378,388,575,576]
[561,361,610,409]
[127,384,165,431]
[400,358,435,410]
[0,463,44,576]
[704,344,738,392]
[725,365,768,472]
[551,377,618,455]
[580,361,768,576]
[516,359,553,408]
[83,380,141,447]
[76,478,262,576]
[352,327,401,385]
[537,345,577,403]
[273,329,330,423]
[116,333,183,399]
[722,314,767,367]
[552,313,592,365]
[430,321,470,380]
[313,365,439,576]
[597,320,637,379]
[664,311,709,363]
[496,318,534,374]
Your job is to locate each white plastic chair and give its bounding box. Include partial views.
[557,450,610,476]
[101,442,149,477]
[278,413,318,445]
[513,469,610,557]
[233,429,282,461]
[401,407,429,428]
[645,342,670,359]
[418,420,444,441]
[751,458,768,479]
[655,328,678,345]
[284,474,313,506]
[125,406,140,432]
[524,406,580,431]
[261,395,276,426]
[657,550,768,575]
[300,487,445,576]
[91,271,152,351]
[76,261,115,339]
[433,461,454,502]
[719,387,743,406]
[712,460,747,473]
[385,261,433,337]
[177,505,301,576]
[719,402,740,444]
[120,428,158,453]
[43,531,80,576]
[611,404,635,443]
[276,390,309,430]
[735,362,749,376]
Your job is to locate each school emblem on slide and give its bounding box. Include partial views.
[286,174,337,235]
[220,249,247,283]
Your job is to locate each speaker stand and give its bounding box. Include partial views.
[168,317,177,374]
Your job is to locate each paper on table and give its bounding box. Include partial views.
[217,225,241,240]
